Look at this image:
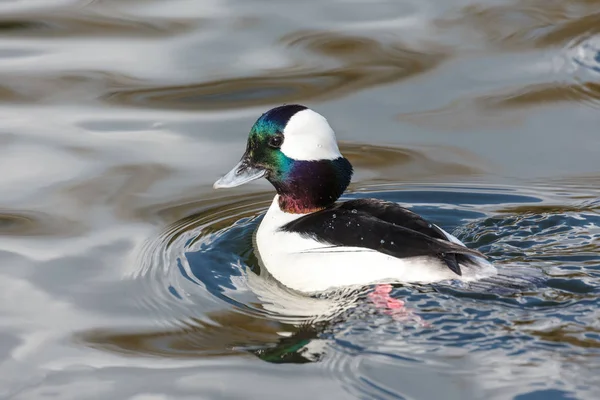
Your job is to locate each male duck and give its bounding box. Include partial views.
[214,104,496,293]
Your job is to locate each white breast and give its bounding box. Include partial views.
[255,196,497,293]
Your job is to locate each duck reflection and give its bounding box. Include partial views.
[76,305,348,364]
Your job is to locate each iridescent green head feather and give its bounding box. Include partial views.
[214,104,353,213]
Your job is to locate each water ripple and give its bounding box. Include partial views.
[438,1,600,50]
[104,31,447,110]
[77,191,363,362]
[0,210,82,237]
[75,183,600,398]
[0,9,196,38]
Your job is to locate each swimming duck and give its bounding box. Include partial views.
[214,104,496,293]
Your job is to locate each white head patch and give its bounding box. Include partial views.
[280,109,342,161]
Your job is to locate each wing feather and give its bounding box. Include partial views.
[280,199,485,276]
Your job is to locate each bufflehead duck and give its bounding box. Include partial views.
[214,104,496,293]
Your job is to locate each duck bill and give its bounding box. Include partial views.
[213,157,266,189]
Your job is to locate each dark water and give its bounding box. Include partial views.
[1,0,600,399]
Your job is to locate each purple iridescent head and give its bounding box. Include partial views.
[214,105,353,213]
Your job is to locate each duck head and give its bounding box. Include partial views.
[214,104,353,213]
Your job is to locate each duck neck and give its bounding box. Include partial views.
[268,157,353,214]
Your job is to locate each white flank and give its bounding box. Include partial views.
[255,196,497,293]
[279,109,342,161]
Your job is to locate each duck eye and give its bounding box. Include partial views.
[268,135,283,149]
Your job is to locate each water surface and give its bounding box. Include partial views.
[0,0,599,399]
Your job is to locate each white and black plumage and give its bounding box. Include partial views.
[214,104,496,293]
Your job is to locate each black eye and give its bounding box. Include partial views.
[268,135,283,149]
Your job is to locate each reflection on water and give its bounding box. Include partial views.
[400,32,600,129]
[105,31,446,110]
[0,210,82,236]
[341,142,486,182]
[437,0,600,49]
[0,0,599,399]
[0,11,194,37]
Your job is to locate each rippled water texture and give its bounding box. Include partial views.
[1,0,600,399]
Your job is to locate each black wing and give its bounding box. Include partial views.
[280,199,485,276]
[334,199,450,239]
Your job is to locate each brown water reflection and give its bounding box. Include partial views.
[0,211,82,236]
[438,0,600,49]
[77,311,293,359]
[399,80,600,130]
[0,72,141,104]
[530,324,600,349]
[480,82,600,109]
[341,142,487,182]
[105,31,447,110]
[0,12,194,37]
[399,1,600,128]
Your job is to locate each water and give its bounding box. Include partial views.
[0,0,600,399]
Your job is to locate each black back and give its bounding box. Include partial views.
[280,199,485,276]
